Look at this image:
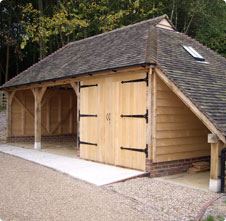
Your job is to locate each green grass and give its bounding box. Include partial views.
[0,106,6,112]
[202,215,225,221]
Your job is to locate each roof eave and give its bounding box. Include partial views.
[1,62,156,91]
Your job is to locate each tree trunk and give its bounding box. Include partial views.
[38,0,45,60]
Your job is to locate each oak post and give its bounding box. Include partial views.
[6,90,15,139]
[32,87,47,150]
[70,81,79,149]
[208,133,225,192]
[146,67,153,160]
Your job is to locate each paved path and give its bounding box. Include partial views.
[0,144,145,186]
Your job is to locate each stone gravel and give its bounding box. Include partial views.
[202,195,226,220]
[106,178,219,221]
[0,153,150,221]
[0,110,6,142]
[0,152,219,221]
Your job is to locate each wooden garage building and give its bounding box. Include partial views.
[1,15,226,192]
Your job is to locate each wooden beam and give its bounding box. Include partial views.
[208,133,225,192]
[69,94,73,134]
[14,96,48,133]
[4,66,149,92]
[70,82,80,149]
[50,106,73,134]
[21,96,25,135]
[151,72,157,162]
[210,140,224,180]
[146,68,152,159]
[58,93,62,134]
[155,68,226,144]
[6,91,15,138]
[41,89,55,107]
[32,87,47,150]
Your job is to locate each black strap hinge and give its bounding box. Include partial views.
[79,83,98,92]
[121,109,148,123]
[120,144,148,158]
[121,72,148,86]
[78,137,97,146]
[79,111,97,119]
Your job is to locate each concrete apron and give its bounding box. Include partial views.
[0,144,146,186]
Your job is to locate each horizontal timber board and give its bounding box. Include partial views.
[156,115,199,123]
[156,122,205,131]
[156,150,210,162]
[156,98,184,107]
[156,129,208,139]
[156,136,207,147]
[156,107,189,115]
[156,143,210,155]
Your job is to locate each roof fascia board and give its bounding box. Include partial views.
[155,67,226,144]
[2,63,152,92]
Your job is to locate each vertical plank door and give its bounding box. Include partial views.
[79,79,100,161]
[114,72,148,170]
[79,77,115,164]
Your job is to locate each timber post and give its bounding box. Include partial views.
[208,133,225,192]
[32,87,47,150]
[6,90,15,139]
[70,81,80,149]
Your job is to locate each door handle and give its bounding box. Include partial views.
[106,113,111,121]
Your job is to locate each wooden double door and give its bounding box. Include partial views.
[79,71,148,170]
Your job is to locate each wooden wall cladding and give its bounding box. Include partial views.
[154,75,210,162]
[11,88,76,137]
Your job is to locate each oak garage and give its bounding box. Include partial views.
[1,15,226,192]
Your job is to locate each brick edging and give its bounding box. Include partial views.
[146,156,210,177]
[7,134,76,143]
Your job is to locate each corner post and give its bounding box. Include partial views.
[6,90,15,139]
[32,87,47,150]
[208,133,225,192]
[70,81,80,149]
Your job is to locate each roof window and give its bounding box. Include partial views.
[183,45,205,62]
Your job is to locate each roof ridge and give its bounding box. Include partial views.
[145,26,158,63]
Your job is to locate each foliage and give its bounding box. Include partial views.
[0,0,226,85]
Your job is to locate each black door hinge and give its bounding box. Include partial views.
[79,82,98,92]
[121,72,148,86]
[120,144,148,158]
[79,111,97,120]
[78,137,97,146]
[121,109,148,123]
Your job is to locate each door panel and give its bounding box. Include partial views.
[79,72,147,171]
[114,72,147,170]
[80,79,100,161]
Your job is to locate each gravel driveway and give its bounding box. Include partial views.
[0,152,220,221]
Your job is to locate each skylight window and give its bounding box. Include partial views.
[183,45,205,62]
